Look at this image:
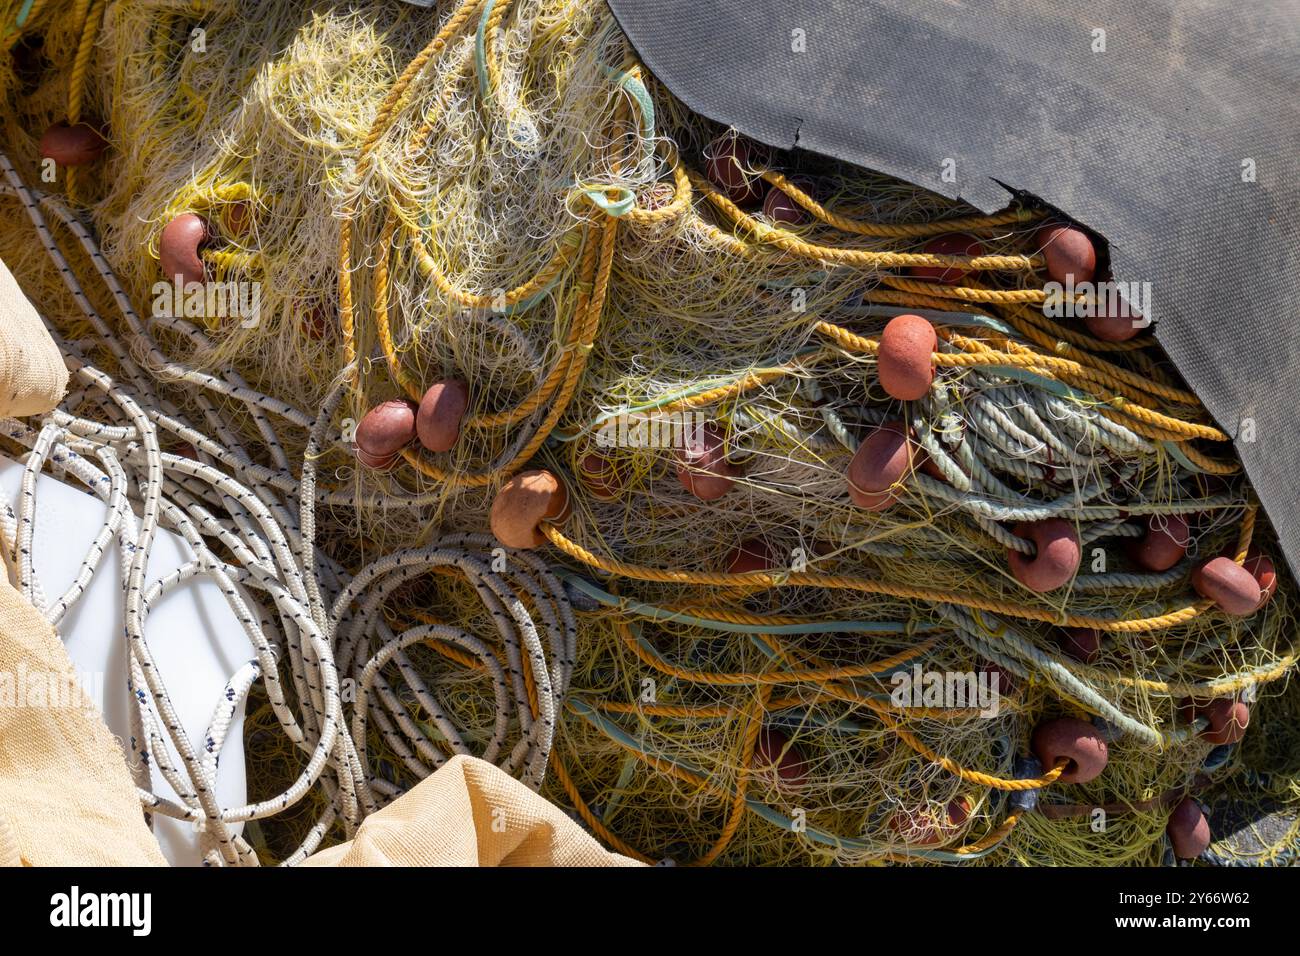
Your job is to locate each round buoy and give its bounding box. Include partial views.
[753,727,809,788]
[1181,698,1250,745]
[489,469,570,549]
[416,379,469,453]
[1166,797,1211,860]
[889,796,972,846]
[878,314,937,401]
[1085,287,1143,342]
[1036,222,1096,285]
[911,233,984,285]
[301,303,332,340]
[762,180,811,226]
[159,214,210,286]
[1128,514,1189,572]
[355,447,399,471]
[1243,550,1277,608]
[727,537,775,574]
[675,423,740,501]
[1059,627,1102,664]
[847,421,913,511]
[1192,556,1263,616]
[1032,717,1109,783]
[355,399,417,469]
[704,134,764,205]
[224,201,252,237]
[1007,519,1081,592]
[578,452,627,501]
[39,121,107,166]
[982,662,1016,698]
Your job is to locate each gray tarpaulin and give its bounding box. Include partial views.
[607,0,1300,574]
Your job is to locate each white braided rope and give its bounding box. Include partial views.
[0,155,575,865]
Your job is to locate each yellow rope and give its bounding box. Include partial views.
[813,319,1229,442]
[761,169,1042,238]
[688,684,771,866]
[64,0,106,205]
[692,171,1043,272]
[542,523,1231,634]
[548,753,657,864]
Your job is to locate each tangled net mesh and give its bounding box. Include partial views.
[0,0,1296,866]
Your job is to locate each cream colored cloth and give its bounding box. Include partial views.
[303,754,642,867]
[0,580,167,866]
[0,260,155,865]
[0,256,67,418]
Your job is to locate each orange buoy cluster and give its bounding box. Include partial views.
[354,379,468,471]
[39,121,108,166]
[704,134,824,230]
[488,419,750,550]
[1034,219,1148,342]
[489,469,571,549]
[1031,717,1109,783]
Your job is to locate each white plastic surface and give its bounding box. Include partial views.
[0,453,250,866]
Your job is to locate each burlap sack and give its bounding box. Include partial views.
[0,256,67,417]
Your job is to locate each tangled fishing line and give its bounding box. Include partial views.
[0,0,1297,866]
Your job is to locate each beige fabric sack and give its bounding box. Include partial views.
[303,754,641,867]
[0,258,153,866]
[0,256,67,417]
[0,561,167,866]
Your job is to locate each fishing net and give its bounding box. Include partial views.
[0,0,1296,866]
